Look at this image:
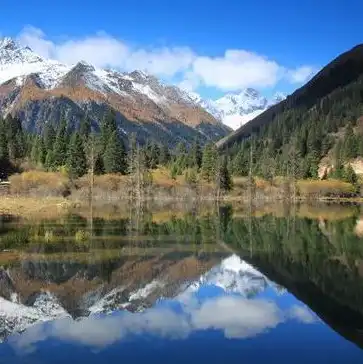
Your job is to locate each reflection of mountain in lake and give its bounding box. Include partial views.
[0,252,276,341]
[1,207,363,349]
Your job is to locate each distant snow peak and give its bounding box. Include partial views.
[189,88,286,130]
[0,37,18,50]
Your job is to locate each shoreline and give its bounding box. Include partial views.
[0,195,362,220]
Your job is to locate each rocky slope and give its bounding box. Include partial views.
[0,37,230,145]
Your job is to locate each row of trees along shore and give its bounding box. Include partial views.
[0,112,233,193]
[1,106,362,193]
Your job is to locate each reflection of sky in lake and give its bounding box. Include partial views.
[2,278,363,364]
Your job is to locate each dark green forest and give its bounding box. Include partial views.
[221,45,363,183]
[0,110,232,191]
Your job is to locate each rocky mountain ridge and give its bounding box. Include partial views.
[0,37,230,145]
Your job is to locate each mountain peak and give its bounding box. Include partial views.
[244,88,260,98]
[0,36,43,66]
[0,37,19,50]
[129,70,149,82]
[190,88,285,130]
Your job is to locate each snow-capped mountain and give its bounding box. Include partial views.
[0,293,69,342]
[190,89,286,130]
[0,37,229,145]
[0,254,278,342]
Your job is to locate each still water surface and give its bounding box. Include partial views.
[1,204,363,363]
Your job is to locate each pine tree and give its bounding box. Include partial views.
[103,131,127,174]
[45,150,54,171]
[185,168,198,189]
[144,140,159,169]
[80,116,91,140]
[38,137,46,165]
[5,115,25,160]
[67,132,87,178]
[173,142,188,172]
[43,124,56,151]
[0,119,10,179]
[201,143,217,182]
[159,144,171,166]
[344,164,358,184]
[0,120,8,161]
[52,120,68,168]
[343,124,358,160]
[189,138,202,169]
[170,163,178,180]
[101,109,118,152]
[216,156,233,192]
[30,136,40,165]
[233,145,248,176]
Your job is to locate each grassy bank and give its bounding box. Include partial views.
[0,196,75,219]
[1,169,363,219]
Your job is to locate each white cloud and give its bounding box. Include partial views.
[17,26,194,77]
[287,66,316,84]
[15,26,316,92]
[192,50,282,91]
[18,26,55,59]
[10,296,284,353]
[289,305,317,324]
[125,47,195,77]
[191,296,282,338]
[55,34,129,69]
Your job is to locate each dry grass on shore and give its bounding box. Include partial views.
[0,196,74,219]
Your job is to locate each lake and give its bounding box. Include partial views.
[1,203,363,363]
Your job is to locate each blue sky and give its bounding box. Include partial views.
[1,0,362,99]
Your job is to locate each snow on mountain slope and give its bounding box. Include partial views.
[0,292,69,342]
[0,37,69,88]
[0,37,231,144]
[0,37,197,107]
[0,254,284,341]
[177,255,270,302]
[0,36,281,135]
[190,89,286,130]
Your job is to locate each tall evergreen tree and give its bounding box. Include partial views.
[343,124,358,160]
[0,119,8,161]
[173,142,188,173]
[344,164,358,184]
[189,138,202,169]
[43,124,56,151]
[38,137,46,165]
[52,120,68,168]
[216,156,233,192]
[30,136,40,165]
[5,115,25,160]
[80,116,91,139]
[67,132,87,178]
[159,144,171,166]
[101,109,118,152]
[103,131,127,174]
[201,143,217,182]
[0,119,10,179]
[144,140,159,169]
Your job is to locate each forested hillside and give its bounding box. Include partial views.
[219,45,363,181]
